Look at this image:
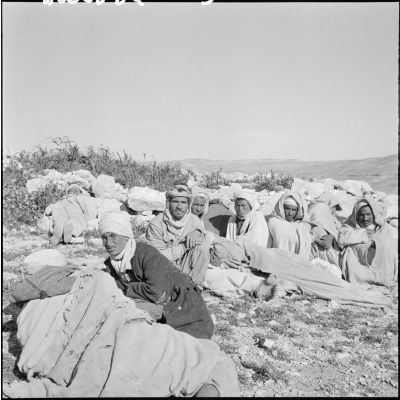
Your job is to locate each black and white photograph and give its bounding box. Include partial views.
[1,1,398,397]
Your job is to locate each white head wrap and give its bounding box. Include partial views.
[191,189,210,217]
[233,191,255,210]
[98,211,133,239]
[283,196,298,208]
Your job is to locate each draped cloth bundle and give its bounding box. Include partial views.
[4,268,240,397]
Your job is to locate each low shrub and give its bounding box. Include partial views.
[3,136,191,226]
[3,181,65,227]
[253,171,294,192]
[202,169,230,189]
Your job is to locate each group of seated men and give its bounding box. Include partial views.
[7,183,397,398]
[144,184,397,293]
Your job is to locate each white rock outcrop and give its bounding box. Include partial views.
[91,174,117,199]
[127,187,166,212]
[291,178,326,199]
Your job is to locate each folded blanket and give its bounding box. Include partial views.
[210,237,393,309]
[4,268,240,397]
[12,266,79,302]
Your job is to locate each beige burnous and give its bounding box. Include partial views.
[146,185,211,285]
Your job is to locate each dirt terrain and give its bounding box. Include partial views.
[2,226,398,397]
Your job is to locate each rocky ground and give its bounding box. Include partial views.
[2,226,398,397]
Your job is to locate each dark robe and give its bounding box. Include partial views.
[104,241,214,339]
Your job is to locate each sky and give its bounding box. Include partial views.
[2,1,399,162]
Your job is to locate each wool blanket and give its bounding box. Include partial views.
[208,238,393,309]
[3,269,240,398]
[12,266,79,302]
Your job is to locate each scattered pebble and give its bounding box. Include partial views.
[237,344,249,355]
[211,314,217,324]
[328,300,340,309]
[359,377,367,386]
[336,352,350,360]
[255,389,274,397]
[259,338,275,349]
[386,332,393,337]
[365,361,375,369]
[243,369,253,378]
[2,272,18,281]
[268,320,278,327]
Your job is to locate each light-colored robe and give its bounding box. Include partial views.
[226,210,269,248]
[338,198,398,291]
[145,211,211,284]
[308,202,340,266]
[267,190,313,259]
[46,195,100,244]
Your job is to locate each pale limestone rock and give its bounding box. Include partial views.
[91,174,116,199]
[258,191,283,216]
[342,180,374,196]
[291,178,326,199]
[127,187,165,212]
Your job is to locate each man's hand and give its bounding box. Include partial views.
[366,229,375,240]
[318,234,334,250]
[185,230,204,250]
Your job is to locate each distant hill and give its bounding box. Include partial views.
[169,154,398,194]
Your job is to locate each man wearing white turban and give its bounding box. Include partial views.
[191,190,210,223]
[225,191,269,248]
[99,211,214,340]
[145,185,211,285]
[267,190,313,259]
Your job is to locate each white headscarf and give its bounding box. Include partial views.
[233,190,256,210]
[98,212,136,276]
[283,196,298,208]
[191,191,210,219]
[99,211,134,239]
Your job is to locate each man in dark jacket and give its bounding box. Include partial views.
[99,211,214,340]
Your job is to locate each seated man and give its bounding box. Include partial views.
[6,264,240,398]
[308,201,340,267]
[99,211,214,340]
[226,191,269,247]
[338,198,398,290]
[267,190,312,259]
[47,184,99,246]
[146,185,211,285]
[191,190,210,226]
